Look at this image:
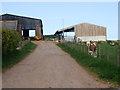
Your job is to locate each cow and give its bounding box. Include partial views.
[87,41,97,58]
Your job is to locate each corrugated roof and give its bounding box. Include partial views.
[0,14,42,21]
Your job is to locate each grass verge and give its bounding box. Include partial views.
[2,42,37,71]
[57,42,120,86]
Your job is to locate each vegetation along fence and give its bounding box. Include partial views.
[97,43,120,67]
[63,42,120,67]
[18,39,30,49]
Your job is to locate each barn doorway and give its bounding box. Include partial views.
[29,30,35,37]
[22,30,36,40]
[22,30,29,40]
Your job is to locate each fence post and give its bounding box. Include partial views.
[79,45,81,51]
[97,45,99,58]
[86,45,88,55]
[83,45,84,52]
[80,45,82,51]
[97,45,101,59]
[117,46,120,67]
[84,45,86,53]
[106,47,109,61]
[82,45,84,52]
[83,45,85,53]
[85,45,87,54]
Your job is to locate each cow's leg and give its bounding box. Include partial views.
[90,51,93,56]
[89,51,92,55]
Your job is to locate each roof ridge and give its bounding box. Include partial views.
[1,13,42,20]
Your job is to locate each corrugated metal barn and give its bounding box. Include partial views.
[55,23,106,42]
[0,14,43,39]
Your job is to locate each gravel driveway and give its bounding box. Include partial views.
[2,41,110,88]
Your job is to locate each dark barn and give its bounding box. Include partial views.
[0,14,43,39]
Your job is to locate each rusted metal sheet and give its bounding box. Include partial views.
[35,26,42,36]
[0,21,18,30]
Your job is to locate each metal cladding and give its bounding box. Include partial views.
[0,14,43,28]
[0,14,43,38]
[0,20,18,30]
[55,23,107,41]
[36,26,42,36]
[75,23,106,37]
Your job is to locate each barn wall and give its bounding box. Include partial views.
[0,14,43,28]
[55,22,106,42]
[76,23,106,37]
[35,26,42,36]
[76,36,106,42]
[64,32,75,42]
[0,14,43,37]
[75,23,106,41]
[0,21,18,30]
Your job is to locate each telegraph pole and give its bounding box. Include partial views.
[62,18,64,41]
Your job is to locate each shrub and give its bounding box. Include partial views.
[2,27,21,54]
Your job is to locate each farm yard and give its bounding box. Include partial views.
[2,25,120,88]
[1,23,120,88]
[1,13,120,88]
[2,41,112,88]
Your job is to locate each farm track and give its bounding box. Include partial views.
[2,41,110,88]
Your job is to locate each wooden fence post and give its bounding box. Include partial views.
[98,45,101,59]
[117,46,120,67]
[97,45,99,58]
[80,45,82,51]
[79,45,81,51]
[83,45,85,53]
[85,45,87,53]
[106,47,109,61]
[84,45,86,53]
[86,45,89,55]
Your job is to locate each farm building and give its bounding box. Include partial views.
[0,14,43,39]
[55,23,106,42]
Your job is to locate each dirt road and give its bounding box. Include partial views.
[2,41,110,88]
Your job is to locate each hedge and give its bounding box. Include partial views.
[2,27,21,54]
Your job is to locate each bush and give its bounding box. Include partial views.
[2,42,37,70]
[2,27,21,54]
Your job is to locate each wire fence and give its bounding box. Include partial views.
[64,42,120,67]
[97,44,120,67]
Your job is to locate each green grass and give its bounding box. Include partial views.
[57,42,120,85]
[44,37,54,41]
[2,42,37,71]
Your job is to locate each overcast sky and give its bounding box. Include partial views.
[1,2,118,40]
